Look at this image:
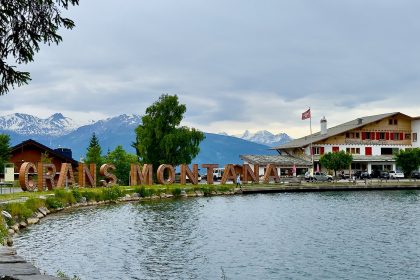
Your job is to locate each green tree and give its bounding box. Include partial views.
[85,133,103,166]
[319,151,353,177]
[395,148,420,176]
[133,94,205,174]
[0,134,11,172]
[104,145,139,185]
[0,0,79,95]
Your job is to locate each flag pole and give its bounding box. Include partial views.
[309,107,314,175]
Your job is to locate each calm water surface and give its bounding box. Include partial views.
[14,191,420,279]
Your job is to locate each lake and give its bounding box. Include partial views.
[14,190,420,279]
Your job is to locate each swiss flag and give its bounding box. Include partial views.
[302,109,311,120]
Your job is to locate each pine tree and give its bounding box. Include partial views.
[85,133,103,166]
[0,134,11,172]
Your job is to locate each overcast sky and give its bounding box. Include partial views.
[1,0,420,137]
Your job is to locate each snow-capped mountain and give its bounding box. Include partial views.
[0,112,276,164]
[0,113,78,136]
[230,130,292,147]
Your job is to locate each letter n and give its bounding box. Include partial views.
[180,164,198,185]
[78,163,96,187]
[243,164,259,183]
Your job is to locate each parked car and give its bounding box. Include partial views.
[411,171,420,179]
[379,171,390,179]
[355,170,371,179]
[310,172,333,182]
[370,170,382,178]
[389,170,404,179]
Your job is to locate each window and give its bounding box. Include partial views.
[405,134,411,140]
[312,147,324,155]
[346,132,359,139]
[381,148,393,155]
[346,147,360,154]
[414,133,418,142]
[389,119,398,125]
[393,133,400,140]
[379,132,386,140]
[332,146,340,153]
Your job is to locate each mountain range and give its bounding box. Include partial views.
[0,113,292,165]
[229,130,292,147]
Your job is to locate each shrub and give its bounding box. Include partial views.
[46,197,64,209]
[172,187,182,197]
[4,202,33,222]
[81,190,96,202]
[54,189,76,206]
[137,186,150,198]
[24,198,46,212]
[72,189,83,203]
[0,216,8,242]
[102,186,123,201]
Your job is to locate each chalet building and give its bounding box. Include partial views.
[272,112,420,174]
[10,139,78,173]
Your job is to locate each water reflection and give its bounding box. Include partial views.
[14,191,420,280]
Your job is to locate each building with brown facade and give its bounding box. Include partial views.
[10,139,78,174]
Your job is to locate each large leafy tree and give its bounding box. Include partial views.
[133,94,205,172]
[395,148,420,176]
[0,0,79,95]
[104,145,139,185]
[0,134,11,172]
[319,151,353,177]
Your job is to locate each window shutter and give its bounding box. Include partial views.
[332,146,339,153]
[400,133,403,141]
[320,147,324,155]
[386,132,390,140]
[371,132,375,140]
[390,133,394,140]
[362,132,366,140]
[365,147,372,156]
[376,132,380,140]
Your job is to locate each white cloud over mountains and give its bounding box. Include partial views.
[1,0,420,137]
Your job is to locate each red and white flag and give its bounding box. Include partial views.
[301,108,311,120]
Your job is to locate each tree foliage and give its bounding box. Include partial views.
[104,145,139,185]
[133,94,205,172]
[394,148,420,176]
[85,133,103,166]
[0,0,79,95]
[319,151,353,177]
[0,134,11,172]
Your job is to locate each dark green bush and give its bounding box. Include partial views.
[72,189,82,203]
[137,186,151,197]
[172,187,182,197]
[46,197,64,209]
[81,190,96,202]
